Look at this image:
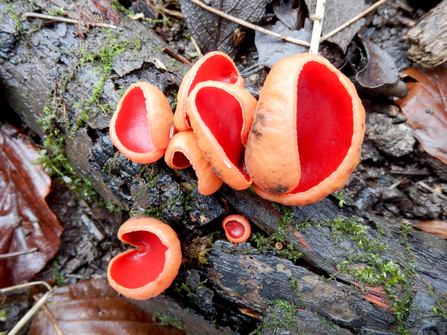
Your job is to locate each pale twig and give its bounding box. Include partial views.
[22,13,118,29]
[1,281,54,335]
[33,295,64,335]
[190,36,203,58]
[417,181,447,201]
[186,0,310,47]
[309,0,326,54]
[0,247,38,259]
[163,47,193,66]
[320,0,388,42]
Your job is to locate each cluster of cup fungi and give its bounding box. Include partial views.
[107,51,365,300]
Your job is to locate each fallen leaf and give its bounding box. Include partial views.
[304,0,368,51]
[273,0,307,30]
[394,63,447,165]
[0,125,63,288]
[411,220,447,239]
[255,20,311,68]
[89,0,120,25]
[180,0,270,58]
[28,278,186,335]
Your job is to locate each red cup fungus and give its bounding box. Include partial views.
[186,81,256,190]
[109,82,173,164]
[174,51,244,132]
[107,215,182,300]
[222,214,251,244]
[164,131,223,195]
[245,53,365,206]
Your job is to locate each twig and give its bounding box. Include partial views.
[189,36,203,58]
[320,0,388,42]
[0,247,38,259]
[187,0,310,47]
[158,7,184,20]
[22,13,118,29]
[163,47,193,66]
[417,181,447,201]
[309,0,326,54]
[33,295,64,335]
[1,281,54,335]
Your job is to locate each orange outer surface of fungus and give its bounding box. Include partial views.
[109,82,173,164]
[107,215,182,300]
[174,51,244,132]
[223,214,251,244]
[186,81,256,191]
[164,131,223,196]
[245,53,365,206]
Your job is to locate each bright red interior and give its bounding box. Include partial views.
[291,61,354,193]
[225,220,245,239]
[172,151,191,168]
[188,55,239,95]
[110,231,167,289]
[195,87,248,179]
[115,87,156,153]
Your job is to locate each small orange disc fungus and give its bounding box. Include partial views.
[164,131,223,195]
[107,215,182,300]
[109,82,173,164]
[174,51,244,132]
[186,81,256,190]
[222,214,251,244]
[245,53,365,206]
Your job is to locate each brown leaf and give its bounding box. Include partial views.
[273,0,306,30]
[28,278,186,335]
[89,0,120,25]
[0,125,63,288]
[395,63,447,165]
[411,220,447,239]
[180,0,270,58]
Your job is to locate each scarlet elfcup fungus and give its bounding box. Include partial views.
[107,215,182,300]
[222,215,251,244]
[164,131,223,195]
[186,81,256,190]
[245,53,365,206]
[109,82,173,164]
[174,51,244,132]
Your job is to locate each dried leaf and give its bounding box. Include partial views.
[89,0,120,25]
[411,220,447,239]
[28,278,186,335]
[304,0,368,51]
[273,0,306,30]
[255,20,311,68]
[394,63,447,165]
[0,125,63,288]
[180,0,270,58]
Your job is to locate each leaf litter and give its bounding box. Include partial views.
[0,125,63,288]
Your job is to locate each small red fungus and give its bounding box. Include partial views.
[186,81,256,190]
[109,82,173,164]
[174,51,244,132]
[164,131,223,195]
[107,215,182,300]
[222,214,251,244]
[245,53,365,206]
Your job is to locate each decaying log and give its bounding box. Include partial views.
[406,0,447,68]
[0,1,225,225]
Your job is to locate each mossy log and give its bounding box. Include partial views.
[1,3,447,334]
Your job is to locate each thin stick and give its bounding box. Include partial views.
[163,47,193,66]
[187,0,310,47]
[190,36,203,58]
[22,12,118,29]
[309,0,326,54]
[417,181,447,201]
[320,0,388,42]
[33,295,64,335]
[0,247,38,259]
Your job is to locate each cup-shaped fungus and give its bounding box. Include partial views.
[174,51,244,132]
[186,81,256,190]
[109,82,173,164]
[107,215,182,300]
[223,214,251,244]
[245,53,365,206]
[164,131,223,195]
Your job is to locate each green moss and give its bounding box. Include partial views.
[333,190,346,207]
[433,296,447,319]
[0,308,7,322]
[154,310,184,330]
